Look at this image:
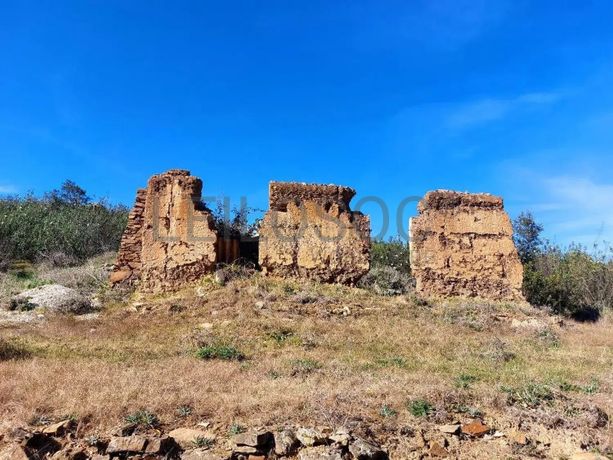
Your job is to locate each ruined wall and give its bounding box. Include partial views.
[110,170,217,292]
[109,189,147,285]
[259,182,370,284]
[409,190,524,301]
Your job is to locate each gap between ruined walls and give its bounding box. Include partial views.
[110,170,524,302]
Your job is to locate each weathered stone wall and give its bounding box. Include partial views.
[409,190,524,301]
[110,170,217,292]
[259,182,370,284]
[109,188,147,285]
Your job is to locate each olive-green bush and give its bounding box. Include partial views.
[514,212,612,317]
[0,181,128,268]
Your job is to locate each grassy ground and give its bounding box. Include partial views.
[0,261,611,458]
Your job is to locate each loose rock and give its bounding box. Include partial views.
[461,420,490,437]
[348,437,387,460]
[106,435,147,454]
[274,429,299,456]
[296,427,327,447]
[169,428,214,450]
[298,445,345,460]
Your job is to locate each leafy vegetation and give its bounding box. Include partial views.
[0,180,128,269]
[513,212,613,317]
[359,237,412,295]
[195,344,245,361]
[125,410,160,428]
[407,399,433,417]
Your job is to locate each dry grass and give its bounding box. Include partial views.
[1,273,612,458]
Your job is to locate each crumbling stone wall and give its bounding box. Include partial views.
[109,189,146,285]
[409,190,524,301]
[259,182,370,284]
[110,170,217,292]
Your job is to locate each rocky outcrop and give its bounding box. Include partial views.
[409,190,524,301]
[110,170,218,292]
[10,284,93,314]
[259,182,370,285]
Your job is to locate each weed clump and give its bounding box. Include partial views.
[125,410,159,428]
[407,399,433,417]
[502,383,555,408]
[290,358,322,377]
[195,345,245,361]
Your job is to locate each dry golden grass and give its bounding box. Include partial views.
[1,273,612,458]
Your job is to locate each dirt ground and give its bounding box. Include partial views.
[0,265,612,459]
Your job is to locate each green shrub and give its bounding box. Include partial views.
[523,245,612,317]
[371,237,410,272]
[513,211,613,317]
[0,181,128,267]
[195,345,245,361]
[359,238,412,295]
[407,399,432,417]
[176,405,193,417]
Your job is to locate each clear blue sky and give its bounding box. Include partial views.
[1,1,612,245]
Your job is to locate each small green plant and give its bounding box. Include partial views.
[176,405,193,417]
[192,436,215,449]
[195,345,245,361]
[229,423,246,435]
[125,410,159,428]
[582,379,600,395]
[376,356,409,368]
[407,399,432,417]
[380,405,398,417]
[501,383,555,408]
[450,404,483,417]
[267,329,295,346]
[455,373,478,389]
[290,358,322,376]
[558,379,600,395]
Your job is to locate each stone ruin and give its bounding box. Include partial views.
[111,171,524,300]
[409,190,524,301]
[258,182,371,284]
[110,169,218,292]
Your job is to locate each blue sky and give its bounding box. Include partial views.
[1,0,612,245]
